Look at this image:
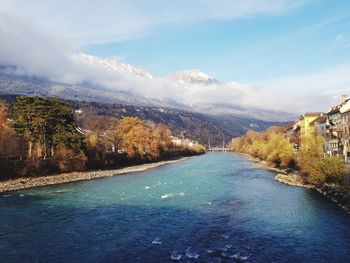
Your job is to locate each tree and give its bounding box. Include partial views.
[117,117,145,135]
[230,127,295,168]
[55,144,87,172]
[121,124,160,161]
[320,156,346,184]
[104,118,121,153]
[12,96,85,159]
[265,133,294,168]
[152,124,172,152]
[0,101,16,157]
[298,134,326,184]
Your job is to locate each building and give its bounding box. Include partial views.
[310,116,328,137]
[286,94,350,160]
[299,112,324,137]
[307,115,330,153]
[285,121,301,150]
[170,136,182,146]
[170,136,199,149]
[187,140,199,148]
[341,109,350,162]
[285,122,295,138]
[326,95,350,156]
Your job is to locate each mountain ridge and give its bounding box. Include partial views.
[0,53,296,122]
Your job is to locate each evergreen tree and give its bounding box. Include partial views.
[12,96,84,159]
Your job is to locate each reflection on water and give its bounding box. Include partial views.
[0,153,349,262]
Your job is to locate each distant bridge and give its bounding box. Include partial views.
[207,140,229,152]
[207,147,229,152]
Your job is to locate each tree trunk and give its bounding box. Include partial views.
[28,140,33,159]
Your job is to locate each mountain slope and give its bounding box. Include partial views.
[76,53,153,79]
[0,53,296,124]
[1,93,287,146]
[0,70,159,106]
[70,101,287,146]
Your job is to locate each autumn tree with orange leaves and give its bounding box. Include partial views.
[121,124,160,161]
[0,101,17,158]
[117,117,159,161]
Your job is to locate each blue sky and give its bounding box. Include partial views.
[82,0,350,82]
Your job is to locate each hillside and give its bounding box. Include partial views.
[0,95,286,146]
[70,101,287,146]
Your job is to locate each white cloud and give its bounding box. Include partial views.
[1,1,349,117]
[1,11,349,116]
[0,12,75,80]
[0,0,305,45]
[335,34,345,43]
[246,65,350,113]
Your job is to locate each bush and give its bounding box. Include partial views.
[55,145,87,172]
[320,156,346,184]
[230,126,295,169]
[298,134,326,184]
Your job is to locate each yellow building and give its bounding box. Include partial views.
[299,112,324,137]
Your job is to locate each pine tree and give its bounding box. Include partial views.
[12,96,84,159]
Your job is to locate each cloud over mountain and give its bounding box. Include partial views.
[1,1,350,116]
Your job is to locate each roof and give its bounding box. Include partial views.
[328,107,340,115]
[328,98,350,115]
[304,112,323,117]
[285,121,295,130]
[341,108,350,115]
[310,116,327,125]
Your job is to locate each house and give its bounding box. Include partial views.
[310,116,328,137]
[340,108,350,162]
[284,94,350,159]
[285,122,295,138]
[299,112,324,137]
[285,121,301,150]
[309,115,330,154]
[170,136,182,146]
[170,136,199,149]
[326,95,350,156]
[188,140,199,148]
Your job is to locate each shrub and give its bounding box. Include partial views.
[298,134,326,184]
[320,156,346,184]
[55,145,87,172]
[229,126,295,169]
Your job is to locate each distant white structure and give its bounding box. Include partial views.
[170,136,182,146]
[188,140,199,148]
[170,136,198,148]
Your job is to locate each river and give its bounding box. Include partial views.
[0,153,350,262]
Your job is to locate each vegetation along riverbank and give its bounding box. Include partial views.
[230,127,350,214]
[0,96,205,182]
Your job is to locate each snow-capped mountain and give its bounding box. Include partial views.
[76,53,153,79]
[167,69,220,86]
[0,53,296,122]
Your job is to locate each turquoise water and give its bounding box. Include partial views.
[0,153,350,262]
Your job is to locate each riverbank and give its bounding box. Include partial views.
[239,153,350,214]
[241,153,287,174]
[0,157,191,193]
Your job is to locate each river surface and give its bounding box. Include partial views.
[1,153,350,262]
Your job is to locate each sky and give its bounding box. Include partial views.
[0,0,350,114]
